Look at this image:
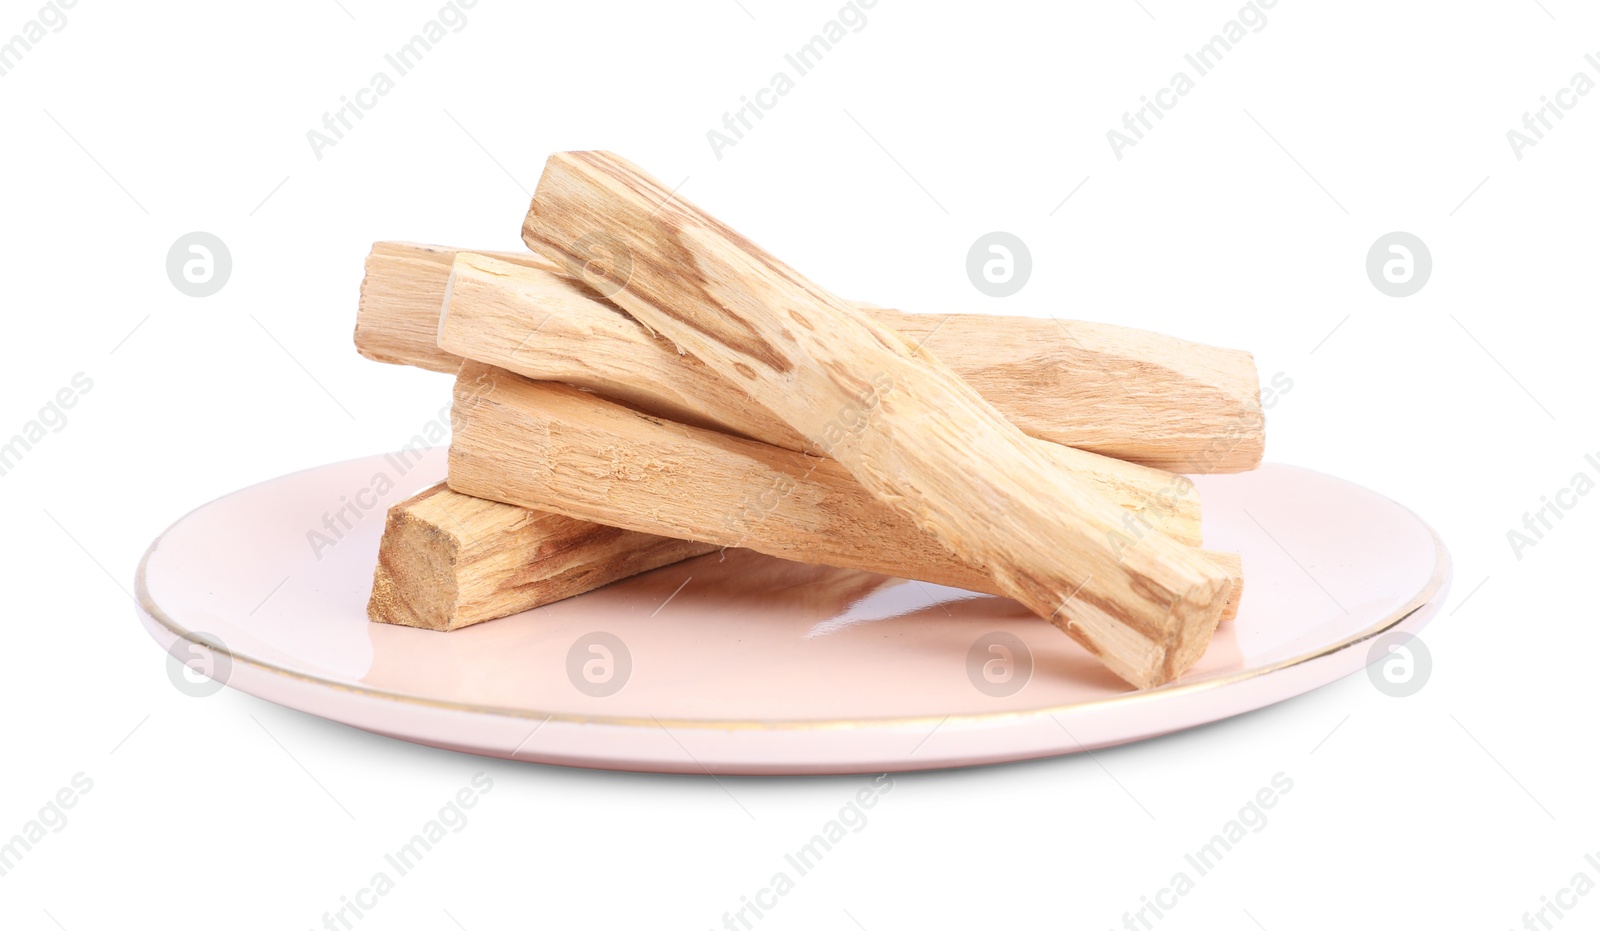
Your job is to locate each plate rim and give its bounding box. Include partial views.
[136,454,1452,732]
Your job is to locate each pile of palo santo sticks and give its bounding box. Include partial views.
[351,151,1266,690]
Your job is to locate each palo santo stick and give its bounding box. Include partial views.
[355,241,1263,472]
[374,478,1244,630]
[520,152,1232,688]
[439,252,1199,543]
[355,242,552,373]
[448,366,1239,661]
[368,481,715,630]
[870,310,1263,473]
[446,367,1006,592]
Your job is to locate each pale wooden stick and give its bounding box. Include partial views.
[354,242,550,373]
[373,479,1242,630]
[449,364,1235,680]
[875,310,1264,474]
[447,365,1000,591]
[439,252,1200,544]
[519,152,1233,688]
[355,241,1263,472]
[368,481,715,630]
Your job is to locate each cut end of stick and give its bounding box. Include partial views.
[354,242,561,374]
[372,479,722,631]
[368,484,465,630]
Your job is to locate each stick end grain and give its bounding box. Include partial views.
[367,491,466,631]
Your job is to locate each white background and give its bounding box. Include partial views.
[2,0,1597,927]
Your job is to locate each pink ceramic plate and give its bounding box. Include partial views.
[135,451,1449,775]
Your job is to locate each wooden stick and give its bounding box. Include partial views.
[520,152,1234,688]
[872,310,1264,473]
[368,481,716,630]
[373,478,1243,630]
[438,252,1200,543]
[450,362,1231,684]
[355,242,549,373]
[447,365,1003,591]
[355,241,1263,472]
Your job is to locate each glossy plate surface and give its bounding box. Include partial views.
[136,451,1449,774]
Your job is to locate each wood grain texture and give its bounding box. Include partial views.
[519,152,1233,688]
[355,241,1263,472]
[877,311,1263,473]
[449,364,1237,678]
[444,251,794,442]
[367,480,714,630]
[439,252,1200,543]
